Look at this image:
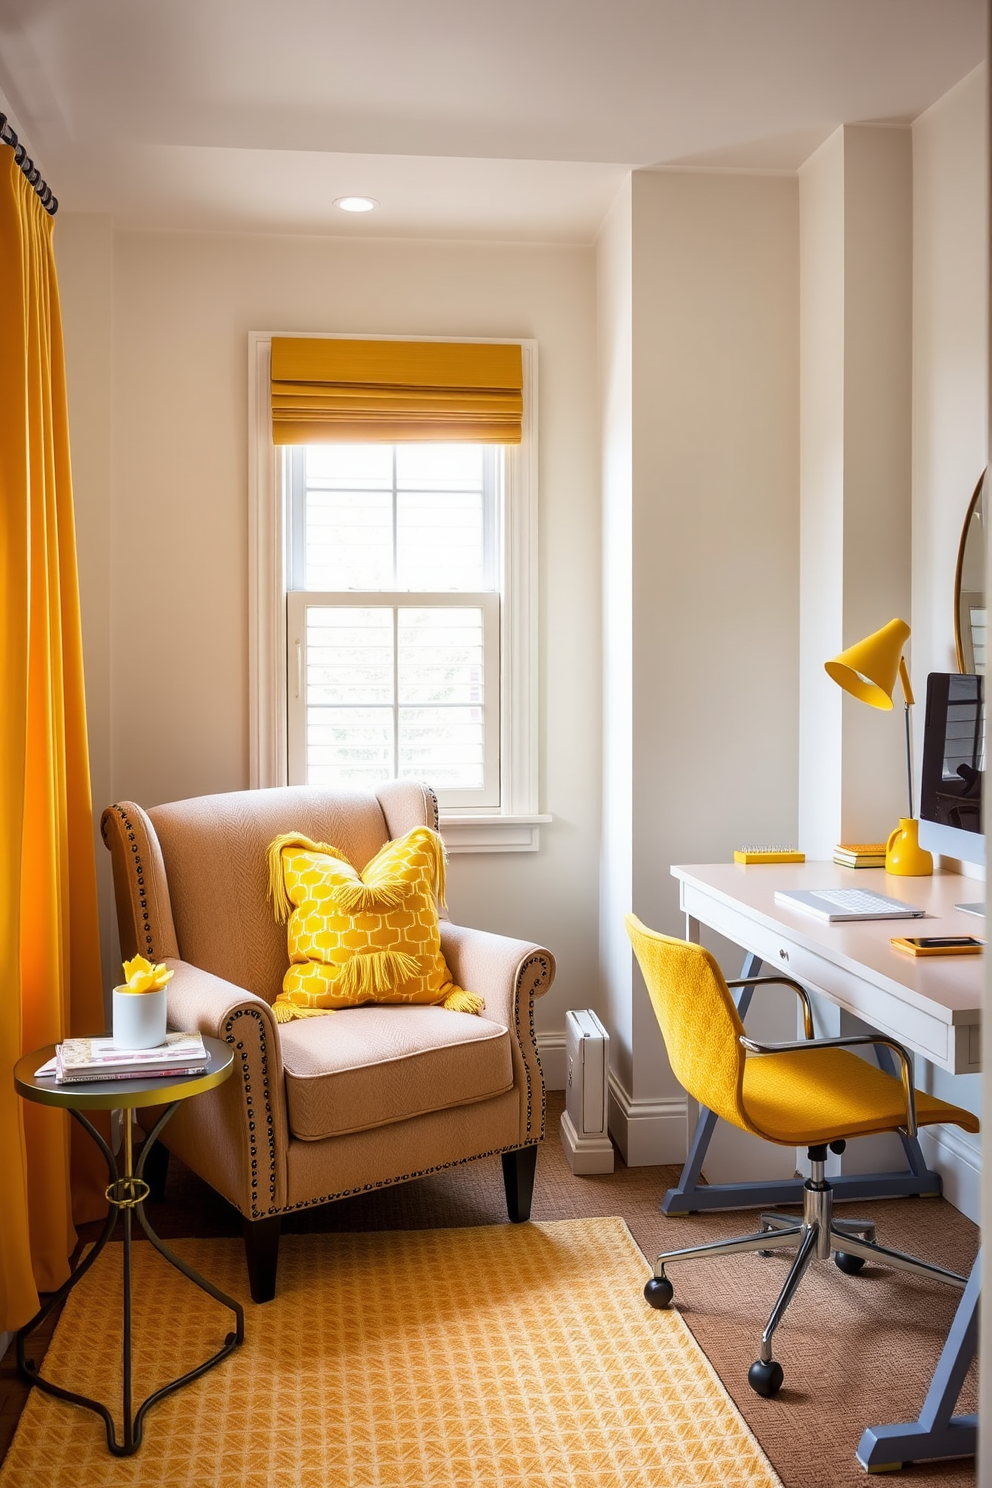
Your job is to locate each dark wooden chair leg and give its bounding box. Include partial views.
[140,1139,171,1203]
[502,1145,538,1223]
[243,1214,282,1303]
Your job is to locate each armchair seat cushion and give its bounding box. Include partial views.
[279,1004,514,1140]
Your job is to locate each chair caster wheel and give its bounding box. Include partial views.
[834,1251,866,1275]
[644,1275,674,1309]
[748,1358,784,1397]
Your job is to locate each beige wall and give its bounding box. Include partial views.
[54,225,603,1036]
[55,213,115,991]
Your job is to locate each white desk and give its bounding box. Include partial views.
[675,861,982,1075]
[669,860,981,1472]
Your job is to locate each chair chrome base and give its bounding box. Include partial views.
[645,1155,968,1397]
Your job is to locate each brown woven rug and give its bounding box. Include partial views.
[0,1217,782,1488]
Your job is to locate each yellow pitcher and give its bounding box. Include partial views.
[885,818,933,877]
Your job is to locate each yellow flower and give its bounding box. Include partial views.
[121,954,174,994]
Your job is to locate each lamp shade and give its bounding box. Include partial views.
[824,619,911,711]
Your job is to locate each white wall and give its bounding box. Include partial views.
[597,169,800,1166]
[799,125,914,857]
[911,64,988,1214]
[54,225,603,1039]
[597,180,634,1097]
[913,67,988,695]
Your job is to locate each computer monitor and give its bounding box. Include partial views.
[917,672,984,874]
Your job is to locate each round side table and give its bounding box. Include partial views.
[14,1036,243,1456]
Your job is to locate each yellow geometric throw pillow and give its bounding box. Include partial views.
[266,826,485,1024]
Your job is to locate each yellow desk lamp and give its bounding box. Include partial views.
[824,618,933,876]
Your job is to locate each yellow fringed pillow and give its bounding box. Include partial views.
[266,826,484,1024]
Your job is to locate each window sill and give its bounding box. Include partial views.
[438,814,552,853]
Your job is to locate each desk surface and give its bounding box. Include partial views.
[672,862,983,1075]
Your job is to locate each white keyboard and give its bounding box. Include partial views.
[774,886,925,921]
[809,889,902,913]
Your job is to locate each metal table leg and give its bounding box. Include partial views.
[856,1252,979,1473]
[16,1102,244,1456]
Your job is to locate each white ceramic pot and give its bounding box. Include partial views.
[112,987,168,1049]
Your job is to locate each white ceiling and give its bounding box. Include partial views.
[0,0,985,241]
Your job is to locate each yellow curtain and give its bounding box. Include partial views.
[0,151,105,1330]
[271,337,524,444]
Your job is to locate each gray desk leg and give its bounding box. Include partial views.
[662,952,762,1216]
[856,1252,979,1472]
[661,951,943,1217]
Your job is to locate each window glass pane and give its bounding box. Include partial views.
[305,489,393,589]
[307,707,394,786]
[398,608,484,704]
[399,707,485,788]
[306,444,393,489]
[306,608,393,705]
[396,491,483,590]
[395,444,483,490]
[300,443,489,592]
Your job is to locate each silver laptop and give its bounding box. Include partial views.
[774,887,925,923]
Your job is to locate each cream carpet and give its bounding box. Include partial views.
[1,1217,782,1488]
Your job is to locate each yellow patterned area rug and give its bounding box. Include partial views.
[1,1217,782,1488]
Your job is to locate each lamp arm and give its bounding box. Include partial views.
[898,655,915,707]
[899,655,915,819]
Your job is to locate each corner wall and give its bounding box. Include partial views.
[911,64,988,1216]
[598,169,801,1165]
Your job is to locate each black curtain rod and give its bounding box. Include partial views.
[0,114,58,215]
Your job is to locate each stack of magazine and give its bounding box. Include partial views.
[42,1032,209,1083]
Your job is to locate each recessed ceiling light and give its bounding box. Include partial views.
[334,196,379,213]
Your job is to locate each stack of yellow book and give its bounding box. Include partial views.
[833,842,887,868]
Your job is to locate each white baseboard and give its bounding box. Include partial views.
[607,1072,688,1167]
[559,1109,615,1174]
[537,1030,566,1090]
[538,1030,687,1166]
[919,1123,982,1225]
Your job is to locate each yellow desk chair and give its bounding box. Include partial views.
[625,913,979,1398]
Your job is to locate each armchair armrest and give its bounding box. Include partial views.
[440,922,555,1147]
[161,958,290,1213]
[439,923,554,1024]
[739,1031,918,1137]
[726,974,815,1038]
[165,959,281,1062]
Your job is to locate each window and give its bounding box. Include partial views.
[285,443,501,807]
[249,333,547,850]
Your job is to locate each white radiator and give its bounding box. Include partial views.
[559,1009,614,1174]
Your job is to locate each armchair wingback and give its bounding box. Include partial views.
[101,783,555,1300]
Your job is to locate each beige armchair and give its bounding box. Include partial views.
[101,782,555,1301]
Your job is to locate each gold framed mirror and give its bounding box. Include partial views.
[954,468,986,674]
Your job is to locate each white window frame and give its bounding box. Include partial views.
[248,331,549,851]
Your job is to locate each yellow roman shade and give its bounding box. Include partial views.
[270,337,523,444]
